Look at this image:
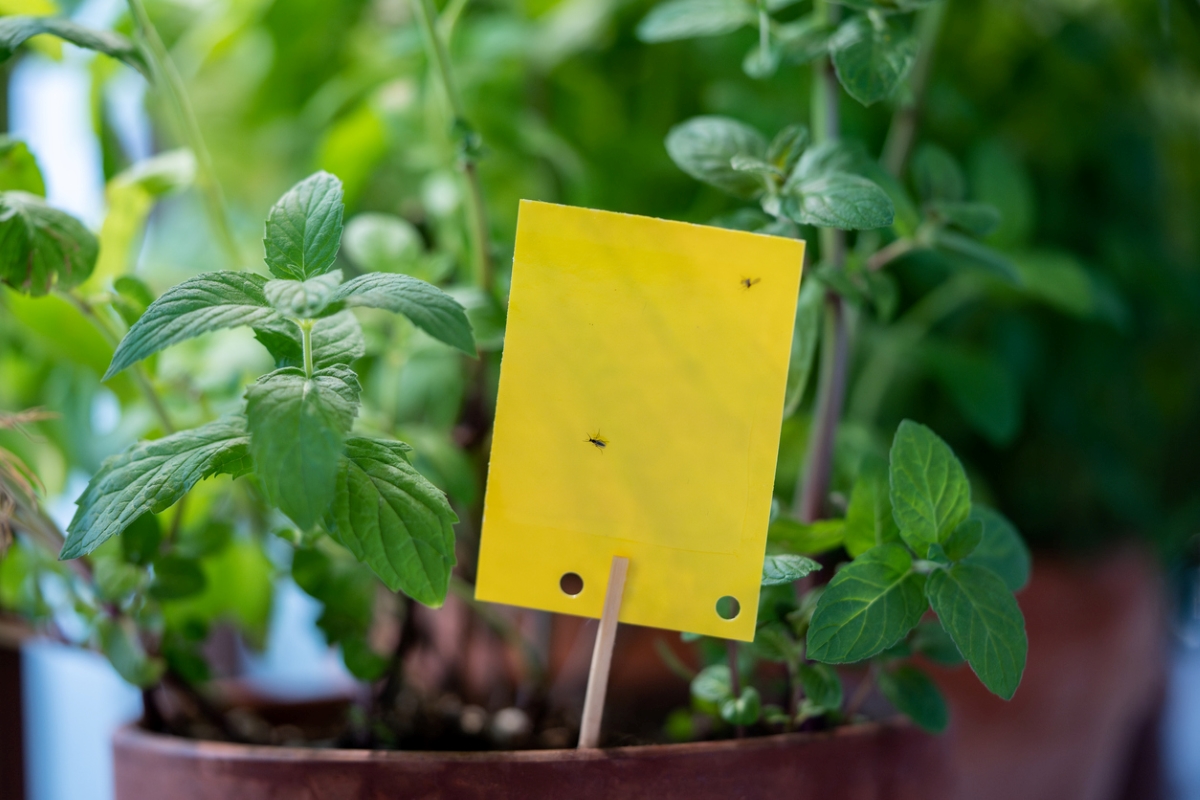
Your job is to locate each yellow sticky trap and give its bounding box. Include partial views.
[475,201,805,641]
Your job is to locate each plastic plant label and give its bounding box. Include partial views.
[475,201,805,640]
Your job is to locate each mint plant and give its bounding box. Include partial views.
[642,0,1035,734]
[62,172,474,611]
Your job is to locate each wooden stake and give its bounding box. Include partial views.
[578,555,629,749]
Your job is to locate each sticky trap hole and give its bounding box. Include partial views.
[716,595,740,620]
[560,572,584,597]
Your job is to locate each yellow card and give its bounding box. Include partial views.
[475,201,805,641]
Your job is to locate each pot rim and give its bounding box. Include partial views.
[114,719,915,765]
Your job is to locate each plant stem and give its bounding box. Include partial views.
[727,640,744,738]
[795,0,851,524]
[300,320,315,379]
[125,0,241,267]
[880,0,948,178]
[410,0,494,293]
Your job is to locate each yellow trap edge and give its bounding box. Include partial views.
[476,201,805,641]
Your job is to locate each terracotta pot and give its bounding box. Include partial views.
[113,720,949,800]
[934,547,1168,800]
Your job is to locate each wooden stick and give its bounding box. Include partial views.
[578,555,629,749]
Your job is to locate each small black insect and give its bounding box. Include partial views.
[585,432,608,450]
[741,277,762,289]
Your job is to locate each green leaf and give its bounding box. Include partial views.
[636,0,754,43]
[0,137,45,195]
[264,270,344,318]
[665,116,768,200]
[720,686,762,726]
[111,276,155,326]
[161,540,275,648]
[843,456,900,557]
[97,616,164,687]
[254,310,365,371]
[326,437,458,607]
[766,124,809,175]
[0,191,98,296]
[878,665,948,733]
[245,366,361,530]
[806,544,927,663]
[331,272,475,355]
[942,519,982,562]
[931,228,1020,283]
[783,278,822,417]
[777,16,830,63]
[888,420,971,555]
[910,619,965,666]
[691,664,733,704]
[923,342,1022,446]
[61,417,251,559]
[929,201,1001,237]
[0,16,149,76]
[1011,251,1097,318]
[742,39,781,80]
[798,663,843,711]
[263,171,345,281]
[964,505,1031,592]
[105,272,281,379]
[762,553,821,585]
[342,212,422,273]
[784,173,895,230]
[911,144,965,203]
[790,140,857,183]
[112,149,196,197]
[149,555,207,600]
[752,622,799,662]
[926,563,1027,700]
[120,513,162,566]
[768,517,845,555]
[828,15,917,106]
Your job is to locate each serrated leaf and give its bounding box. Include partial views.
[768,517,844,555]
[61,417,251,559]
[720,686,762,725]
[0,191,98,296]
[263,171,344,281]
[665,116,768,199]
[342,212,422,273]
[878,664,948,733]
[964,505,1031,592]
[636,0,754,43]
[943,519,982,561]
[911,144,965,202]
[806,543,927,663]
[331,272,475,355]
[0,137,45,195]
[762,553,821,585]
[888,420,971,555]
[785,173,895,230]
[930,201,1001,237]
[691,664,733,704]
[264,270,344,318]
[254,310,365,371]
[828,15,917,106]
[798,662,843,711]
[927,563,1027,700]
[843,456,900,557]
[0,16,149,76]
[326,437,457,607]
[105,272,280,378]
[246,366,360,530]
[783,278,822,417]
